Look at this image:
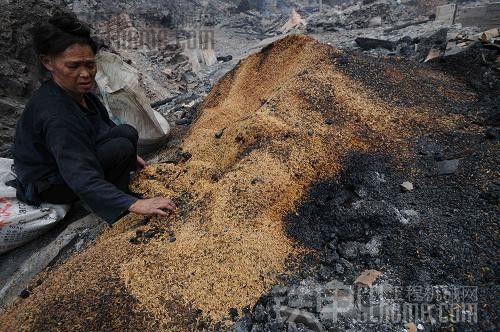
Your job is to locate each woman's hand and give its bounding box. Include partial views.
[136,155,146,169]
[128,197,176,217]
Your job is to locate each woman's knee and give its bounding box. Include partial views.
[112,137,136,159]
[97,137,136,169]
[112,124,139,145]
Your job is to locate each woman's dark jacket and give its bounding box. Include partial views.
[13,79,137,223]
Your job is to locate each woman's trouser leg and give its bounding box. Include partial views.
[95,136,137,193]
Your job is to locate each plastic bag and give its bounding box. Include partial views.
[95,51,170,154]
[0,158,70,255]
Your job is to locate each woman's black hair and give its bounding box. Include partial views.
[33,12,97,57]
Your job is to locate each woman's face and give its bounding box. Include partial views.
[41,43,97,96]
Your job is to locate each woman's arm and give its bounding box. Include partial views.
[43,99,137,222]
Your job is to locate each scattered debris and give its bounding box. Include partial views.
[355,37,396,51]
[216,55,233,62]
[129,237,140,245]
[405,322,417,332]
[214,128,225,139]
[18,289,30,299]
[480,28,500,42]
[279,9,306,34]
[229,307,238,320]
[175,118,192,126]
[401,209,421,224]
[400,181,414,192]
[250,176,263,185]
[279,307,325,332]
[415,28,448,62]
[383,18,430,33]
[368,16,382,28]
[143,229,159,239]
[129,227,163,244]
[434,4,457,26]
[437,159,460,175]
[354,269,382,288]
[424,48,442,62]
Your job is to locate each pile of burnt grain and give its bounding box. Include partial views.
[0,35,483,331]
[232,39,499,331]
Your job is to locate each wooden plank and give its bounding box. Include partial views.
[481,28,500,42]
[455,3,500,29]
[435,4,457,25]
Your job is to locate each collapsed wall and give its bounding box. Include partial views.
[0,0,70,157]
[0,35,477,330]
